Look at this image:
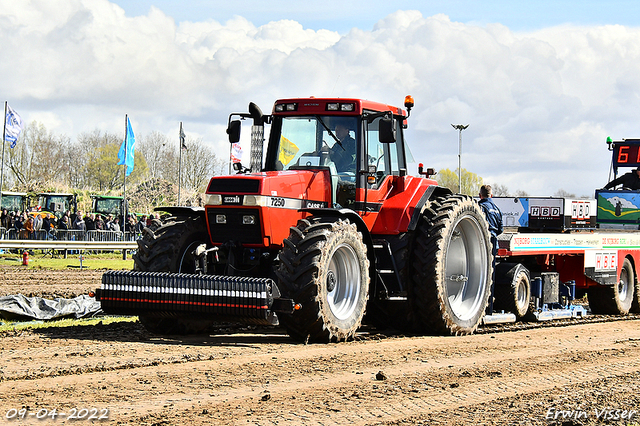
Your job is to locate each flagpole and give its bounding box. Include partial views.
[122,114,128,222]
[0,101,7,210]
[178,122,183,206]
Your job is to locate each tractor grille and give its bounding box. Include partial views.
[207,178,260,193]
[98,271,275,323]
[207,208,263,245]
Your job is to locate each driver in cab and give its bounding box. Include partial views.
[327,124,356,173]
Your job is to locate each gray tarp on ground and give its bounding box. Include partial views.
[0,294,102,320]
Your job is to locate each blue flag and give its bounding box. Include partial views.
[5,104,24,149]
[117,117,135,176]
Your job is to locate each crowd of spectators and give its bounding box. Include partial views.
[0,208,157,240]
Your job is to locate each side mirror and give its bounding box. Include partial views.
[227,120,241,143]
[378,116,396,143]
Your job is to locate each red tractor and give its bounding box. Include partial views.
[97,96,493,342]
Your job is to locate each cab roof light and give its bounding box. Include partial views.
[326,102,355,112]
[275,103,298,112]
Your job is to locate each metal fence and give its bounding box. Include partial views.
[0,227,141,259]
[0,228,141,242]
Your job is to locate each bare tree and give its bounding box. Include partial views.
[491,183,510,197]
[5,121,38,188]
[554,189,576,198]
[0,124,219,212]
[5,121,70,190]
[180,137,224,193]
[32,131,70,187]
[139,131,173,180]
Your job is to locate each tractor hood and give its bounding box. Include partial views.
[205,170,332,208]
[204,170,334,247]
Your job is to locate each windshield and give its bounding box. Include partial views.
[38,195,72,218]
[1,195,24,211]
[95,198,121,215]
[272,116,358,173]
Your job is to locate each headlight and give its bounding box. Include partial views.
[216,214,227,224]
[242,215,256,225]
[244,195,258,206]
[205,194,222,205]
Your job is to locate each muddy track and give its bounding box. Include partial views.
[1,320,639,425]
[1,268,639,425]
[0,266,103,299]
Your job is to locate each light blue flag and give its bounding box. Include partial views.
[117,117,135,176]
[5,104,24,149]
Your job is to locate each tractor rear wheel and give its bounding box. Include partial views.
[133,215,214,335]
[409,194,492,335]
[278,217,369,343]
[632,270,640,314]
[588,257,634,315]
[493,263,531,319]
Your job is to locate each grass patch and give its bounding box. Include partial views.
[0,252,134,270]
[0,315,138,332]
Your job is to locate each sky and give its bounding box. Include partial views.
[2,0,640,197]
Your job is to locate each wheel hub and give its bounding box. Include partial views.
[444,215,488,321]
[326,270,337,293]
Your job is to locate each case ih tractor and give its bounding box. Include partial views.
[98,96,493,342]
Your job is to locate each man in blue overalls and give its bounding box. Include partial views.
[478,184,503,315]
[478,184,503,256]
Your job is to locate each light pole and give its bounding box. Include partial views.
[451,124,469,193]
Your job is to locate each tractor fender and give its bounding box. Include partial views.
[154,206,206,220]
[300,208,377,288]
[407,185,452,231]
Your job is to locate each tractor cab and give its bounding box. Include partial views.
[35,192,77,219]
[0,191,28,212]
[227,98,413,214]
[91,195,126,223]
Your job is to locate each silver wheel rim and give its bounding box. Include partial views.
[444,214,488,321]
[326,243,361,321]
[619,262,631,301]
[516,274,529,311]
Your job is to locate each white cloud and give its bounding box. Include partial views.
[1,3,640,197]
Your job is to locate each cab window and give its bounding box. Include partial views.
[366,116,399,187]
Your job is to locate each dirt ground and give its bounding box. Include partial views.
[0,266,102,299]
[1,266,640,425]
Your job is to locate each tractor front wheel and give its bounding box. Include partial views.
[278,217,370,343]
